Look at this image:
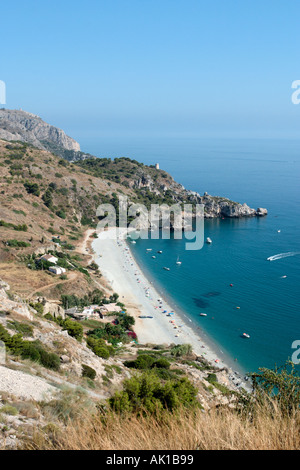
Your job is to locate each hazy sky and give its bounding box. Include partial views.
[1,0,300,146]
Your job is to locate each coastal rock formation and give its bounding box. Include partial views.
[35,297,66,319]
[0,109,80,154]
[0,109,267,221]
[0,278,33,321]
[256,207,268,217]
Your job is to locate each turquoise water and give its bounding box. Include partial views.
[89,137,300,374]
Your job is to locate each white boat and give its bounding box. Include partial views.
[152,255,156,259]
[163,267,170,271]
[206,237,212,244]
[176,256,182,265]
[131,241,136,244]
[200,313,207,317]
[146,248,152,251]
[158,250,163,254]
[242,333,250,339]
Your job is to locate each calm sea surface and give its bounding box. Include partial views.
[87,137,300,374]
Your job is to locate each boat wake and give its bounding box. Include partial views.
[267,252,300,262]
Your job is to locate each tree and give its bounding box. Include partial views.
[251,361,300,415]
[24,182,40,197]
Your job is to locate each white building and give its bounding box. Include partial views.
[99,303,122,315]
[40,254,58,264]
[49,266,66,275]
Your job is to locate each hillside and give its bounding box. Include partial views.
[0,109,81,157]
[0,125,277,452]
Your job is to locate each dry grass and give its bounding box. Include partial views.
[26,401,300,451]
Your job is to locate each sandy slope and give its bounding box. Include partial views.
[0,365,56,401]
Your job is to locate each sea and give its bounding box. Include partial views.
[83,136,300,375]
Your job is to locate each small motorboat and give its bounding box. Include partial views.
[206,237,212,244]
[242,333,250,339]
[131,241,136,244]
[146,248,152,251]
[176,256,182,265]
[163,267,170,271]
[152,256,156,259]
[158,250,163,254]
[200,313,207,317]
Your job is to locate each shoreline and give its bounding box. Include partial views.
[92,228,250,392]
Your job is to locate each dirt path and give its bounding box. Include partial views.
[26,271,78,299]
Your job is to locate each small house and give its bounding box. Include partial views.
[99,303,122,315]
[40,254,58,264]
[48,266,66,275]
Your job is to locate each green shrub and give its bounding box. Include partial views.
[56,209,66,219]
[152,358,171,369]
[6,240,31,247]
[0,325,60,371]
[62,319,83,342]
[29,302,44,315]
[86,337,110,359]
[206,373,218,384]
[109,371,199,414]
[124,355,155,370]
[170,344,192,358]
[24,182,40,196]
[7,321,33,337]
[82,364,97,380]
[0,405,18,416]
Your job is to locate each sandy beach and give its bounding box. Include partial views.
[92,228,250,389]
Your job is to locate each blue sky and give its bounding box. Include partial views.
[1,0,300,149]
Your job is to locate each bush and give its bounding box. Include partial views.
[24,182,40,196]
[206,373,218,384]
[109,371,199,414]
[29,302,44,315]
[251,361,300,415]
[0,325,60,371]
[94,346,110,360]
[0,405,18,416]
[170,344,192,358]
[152,358,171,369]
[124,355,155,370]
[6,240,31,247]
[86,337,110,359]
[82,364,97,380]
[7,321,33,337]
[62,319,83,342]
[56,209,66,219]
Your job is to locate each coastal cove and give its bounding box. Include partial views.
[92,230,249,390]
[90,138,300,376]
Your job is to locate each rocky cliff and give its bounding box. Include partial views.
[0,109,80,156]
